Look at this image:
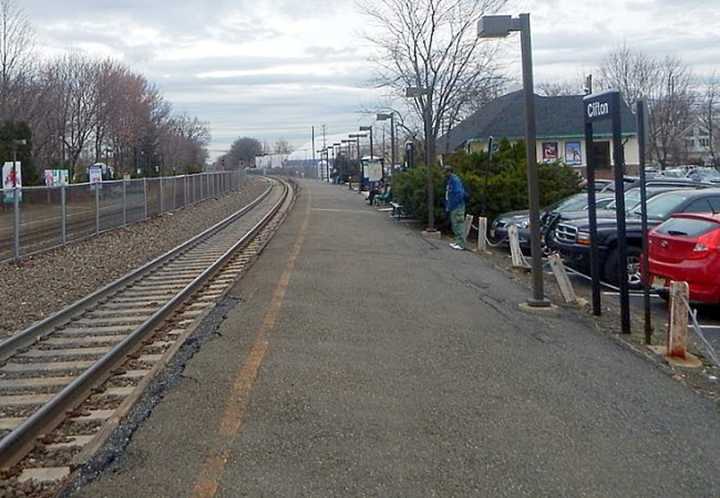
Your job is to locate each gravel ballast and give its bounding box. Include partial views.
[0,177,269,340]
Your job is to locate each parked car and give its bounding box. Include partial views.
[547,189,720,288]
[543,183,706,238]
[648,213,720,304]
[687,167,720,184]
[490,192,615,246]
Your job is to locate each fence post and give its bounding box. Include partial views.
[476,217,487,253]
[184,175,188,207]
[159,177,164,214]
[668,281,690,359]
[60,185,67,245]
[464,215,473,246]
[122,179,127,226]
[143,177,148,220]
[549,253,578,304]
[508,225,526,269]
[94,184,100,234]
[13,186,20,261]
[172,177,176,210]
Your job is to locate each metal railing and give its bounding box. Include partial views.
[0,170,246,262]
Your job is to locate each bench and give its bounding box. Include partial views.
[373,189,392,206]
[390,201,408,219]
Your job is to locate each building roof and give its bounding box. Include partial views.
[438,90,639,152]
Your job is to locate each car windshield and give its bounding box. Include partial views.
[655,217,720,237]
[606,189,643,211]
[662,169,686,178]
[553,194,588,212]
[633,192,691,219]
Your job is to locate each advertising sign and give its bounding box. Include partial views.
[365,160,383,182]
[542,142,558,162]
[565,142,582,165]
[44,169,69,187]
[89,165,103,184]
[3,161,21,203]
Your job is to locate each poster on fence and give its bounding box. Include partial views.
[89,166,103,184]
[3,162,22,203]
[44,169,69,187]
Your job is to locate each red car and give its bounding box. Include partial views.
[648,213,720,304]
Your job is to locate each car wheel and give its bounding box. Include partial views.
[604,246,643,290]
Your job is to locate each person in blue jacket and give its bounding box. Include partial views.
[445,164,468,250]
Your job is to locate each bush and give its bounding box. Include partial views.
[391,138,582,227]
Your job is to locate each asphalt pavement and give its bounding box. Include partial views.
[73,179,720,498]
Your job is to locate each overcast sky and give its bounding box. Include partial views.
[25,0,720,159]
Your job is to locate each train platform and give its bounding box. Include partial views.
[72,179,720,497]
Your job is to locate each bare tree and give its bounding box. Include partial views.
[599,45,695,167]
[273,138,294,154]
[0,0,34,120]
[647,57,694,167]
[699,74,720,167]
[226,137,263,169]
[360,0,507,163]
[599,43,658,108]
[536,80,582,97]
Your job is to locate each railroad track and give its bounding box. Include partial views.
[0,177,294,492]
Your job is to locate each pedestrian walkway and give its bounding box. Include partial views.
[74,180,720,498]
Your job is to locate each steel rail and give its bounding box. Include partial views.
[0,181,273,363]
[0,179,290,470]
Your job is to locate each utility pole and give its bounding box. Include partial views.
[322,125,327,182]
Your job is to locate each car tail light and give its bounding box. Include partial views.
[690,228,720,259]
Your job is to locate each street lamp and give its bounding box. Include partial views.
[316,148,325,181]
[349,133,367,192]
[360,126,376,184]
[377,113,396,178]
[341,139,355,189]
[359,126,374,159]
[478,13,549,308]
[405,86,436,234]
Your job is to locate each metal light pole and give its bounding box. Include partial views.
[406,87,436,233]
[360,126,374,159]
[377,112,396,179]
[349,133,367,192]
[479,13,549,307]
[342,139,354,189]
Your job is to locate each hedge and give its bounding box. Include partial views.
[391,138,582,227]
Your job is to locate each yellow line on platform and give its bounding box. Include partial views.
[190,190,311,498]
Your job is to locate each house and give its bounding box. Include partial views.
[438,90,639,177]
[684,121,717,166]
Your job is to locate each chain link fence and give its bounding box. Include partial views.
[0,170,246,262]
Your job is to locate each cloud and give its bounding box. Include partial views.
[22,0,719,158]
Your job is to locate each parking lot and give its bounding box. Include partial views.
[488,169,720,370]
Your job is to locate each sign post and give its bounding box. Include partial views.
[637,99,652,343]
[583,90,631,334]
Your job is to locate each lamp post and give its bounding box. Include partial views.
[360,126,375,184]
[478,13,549,307]
[341,139,355,189]
[406,87,436,234]
[377,113,396,179]
[359,126,374,159]
[349,133,367,192]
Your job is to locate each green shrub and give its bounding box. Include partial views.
[391,138,582,227]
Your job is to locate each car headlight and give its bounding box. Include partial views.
[577,231,591,246]
[518,220,529,229]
